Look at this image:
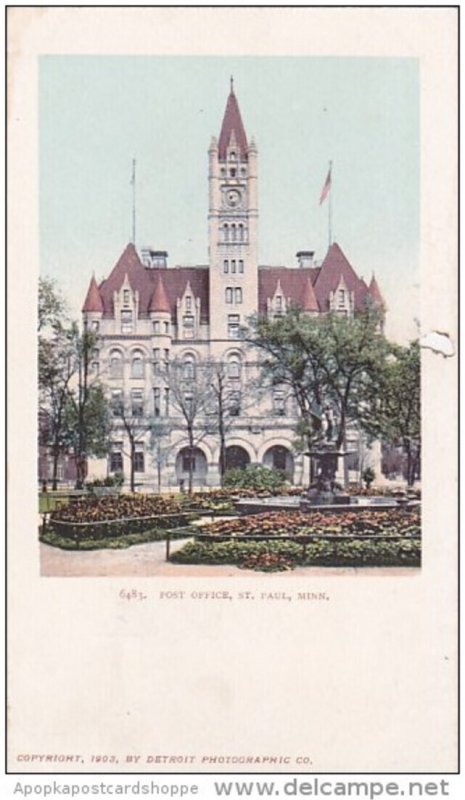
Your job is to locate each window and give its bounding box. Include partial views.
[131,389,144,417]
[239,260,244,273]
[223,260,229,273]
[276,296,283,312]
[228,357,241,379]
[223,224,229,242]
[235,288,243,304]
[131,351,144,378]
[230,168,236,177]
[91,361,99,375]
[164,388,170,417]
[225,288,233,304]
[153,388,161,417]
[183,356,195,380]
[184,394,193,414]
[121,310,133,333]
[229,391,241,417]
[153,320,160,334]
[185,296,192,312]
[110,443,123,473]
[230,151,236,160]
[238,224,244,242]
[91,321,100,332]
[164,321,170,334]
[92,348,99,360]
[134,444,145,473]
[338,289,345,308]
[164,349,170,363]
[231,224,237,241]
[123,289,130,306]
[273,391,286,416]
[111,390,123,417]
[110,351,123,379]
[183,315,194,339]
[228,314,240,339]
[273,446,287,472]
[231,260,236,274]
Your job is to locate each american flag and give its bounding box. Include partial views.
[319,166,332,205]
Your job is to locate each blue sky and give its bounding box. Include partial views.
[40,55,419,341]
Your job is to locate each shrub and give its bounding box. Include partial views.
[362,467,376,489]
[224,465,287,493]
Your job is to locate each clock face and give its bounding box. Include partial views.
[226,189,242,208]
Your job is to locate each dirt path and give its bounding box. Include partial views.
[39,540,418,578]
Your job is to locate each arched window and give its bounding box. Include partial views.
[235,288,243,304]
[110,350,123,379]
[227,355,241,380]
[223,223,229,242]
[231,224,237,241]
[131,350,144,379]
[183,354,196,380]
[231,260,236,274]
[223,260,229,273]
[238,223,244,242]
[225,288,233,304]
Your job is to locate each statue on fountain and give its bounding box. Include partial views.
[301,405,353,507]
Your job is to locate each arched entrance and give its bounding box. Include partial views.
[262,445,294,481]
[225,445,251,472]
[175,447,208,489]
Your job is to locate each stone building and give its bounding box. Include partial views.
[82,83,384,490]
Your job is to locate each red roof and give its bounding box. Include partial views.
[367,274,385,307]
[302,277,319,312]
[218,87,248,160]
[258,267,321,313]
[97,243,210,321]
[149,275,171,313]
[82,275,104,313]
[312,242,371,311]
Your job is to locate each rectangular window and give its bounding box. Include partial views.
[92,321,100,332]
[131,389,144,417]
[184,394,193,414]
[110,444,123,473]
[164,349,170,362]
[273,391,286,416]
[225,288,233,304]
[164,387,170,417]
[229,391,241,417]
[123,290,130,306]
[338,289,345,308]
[185,297,192,312]
[228,314,240,339]
[121,310,133,333]
[235,287,242,304]
[111,390,123,417]
[231,260,236,274]
[153,320,160,334]
[134,444,145,473]
[276,296,282,312]
[153,387,161,416]
[164,321,170,334]
[223,260,229,273]
[183,315,194,339]
[239,260,244,273]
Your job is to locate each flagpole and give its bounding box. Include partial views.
[328,160,333,249]
[131,158,136,246]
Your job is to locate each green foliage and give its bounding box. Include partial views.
[38,276,68,332]
[223,465,287,492]
[362,467,376,488]
[40,527,192,551]
[170,537,421,570]
[85,473,124,490]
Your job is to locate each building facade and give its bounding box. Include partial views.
[82,83,384,490]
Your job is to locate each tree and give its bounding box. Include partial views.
[165,358,216,493]
[248,308,390,482]
[360,340,420,486]
[38,276,67,333]
[111,390,150,493]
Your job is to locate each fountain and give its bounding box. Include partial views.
[300,442,353,508]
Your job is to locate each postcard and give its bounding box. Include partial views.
[6,7,458,776]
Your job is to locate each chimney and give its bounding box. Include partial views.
[296,251,314,269]
[141,248,168,269]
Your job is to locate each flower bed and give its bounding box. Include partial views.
[170,538,421,570]
[180,486,303,513]
[48,494,199,544]
[195,508,421,539]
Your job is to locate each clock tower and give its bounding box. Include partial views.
[208,80,258,346]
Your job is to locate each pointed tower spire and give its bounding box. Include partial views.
[82,274,104,312]
[149,275,171,313]
[302,278,319,312]
[218,80,248,160]
[367,273,385,307]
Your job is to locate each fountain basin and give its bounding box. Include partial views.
[235,496,419,516]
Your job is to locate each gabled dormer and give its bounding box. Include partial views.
[113,273,139,334]
[267,280,287,318]
[176,281,200,340]
[329,275,354,316]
